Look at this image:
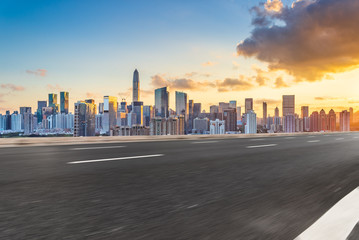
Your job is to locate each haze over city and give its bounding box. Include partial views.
[2,0,359,116]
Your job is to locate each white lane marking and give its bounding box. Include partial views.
[67,154,164,164]
[249,138,265,141]
[70,146,126,150]
[192,141,219,144]
[354,137,359,139]
[246,144,277,149]
[307,140,320,143]
[295,187,359,240]
[285,137,296,139]
[187,204,199,209]
[336,138,344,140]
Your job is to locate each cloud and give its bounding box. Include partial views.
[46,84,62,91]
[237,0,359,82]
[254,98,281,105]
[26,69,47,77]
[1,84,25,91]
[315,96,341,101]
[151,75,215,91]
[274,77,288,88]
[216,76,254,92]
[264,0,283,12]
[201,61,217,67]
[253,67,269,86]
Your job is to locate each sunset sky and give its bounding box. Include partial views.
[1,0,359,116]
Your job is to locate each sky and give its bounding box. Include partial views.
[1,0,359,116]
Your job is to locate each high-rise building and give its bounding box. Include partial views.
[133,69,140,102]
[301,106,309,118]
[275,107,279,118]
[48,93,59,113]
[282,95,295,116]
[175,91,188,117]
[11,112,22,132]
[150,117,181,135]
[193,103,201,119]
[210,119,225,135]
[244,110,257,134]
[132,101,143,126]
[328,109,336,131]
[188,100,194,132]
[210,105,219,114]
[340,110,350,132]
[60,91,69,114]
[349,107,354,125]
[36,101,47,123]
[143,105,154,127]
[103,96,118,134]
[263,102,267,127]
[219,102,230,113]
[98,103,104,114]
[74,100,96,137]
[245,98,253,114]
[319,109,327,131]
[229,101,237,109]
[193,118,209,134]
[284,114,295,133]
[155,87,169,118]
[310,111,319,132]
[223,108,237,131]
[236,107,242,121]
[20,107,32,130]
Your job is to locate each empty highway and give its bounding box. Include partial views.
[1,132,359,239]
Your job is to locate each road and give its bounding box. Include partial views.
[1,132,359,239]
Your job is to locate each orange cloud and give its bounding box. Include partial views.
[238,0,359,82]
[201,61,217,67]
[1,84,25,91]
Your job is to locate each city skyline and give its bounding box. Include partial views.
[1,0,359,115]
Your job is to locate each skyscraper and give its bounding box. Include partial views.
[223,108,237,131]
[193,103,201,118]
[263,102,267,127]
[74,100,96,137]
[48,93,59,113]
[310,111,319,132]
[245,98,253,113]
[301,106,309,118]
[282,95,295,116]
[284,114,295,133]
[175,91,188,117]
[133,69,140,102]
[244,110,257,134]
[60,91,69,114]
[349,107,354,125]
[274,107,279,117]
[229,100,237,109]
[319,109,327,131]
[132,101,143,126]
[155,87,169,118]
[37,101,47,123]
[340,110,350,132]
[328,109,336,132]
[103,96,118,134]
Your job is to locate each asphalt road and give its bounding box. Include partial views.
[1,132,359,239]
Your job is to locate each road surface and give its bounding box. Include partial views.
[1,132,358,239]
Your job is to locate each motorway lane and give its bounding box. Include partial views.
[0,132,359,239]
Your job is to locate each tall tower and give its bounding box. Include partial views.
[133,69,140,102]
[60,91,69,114]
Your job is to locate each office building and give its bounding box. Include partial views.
[98,103,104,114]
[175,91,188,118]
[328,109,336,132]
[340,110,350,132]
[236,107,242,120]
[210,105,219,114]
[155,87,169,118]
[301,106,309,118]
[132,101,143,126]
[244,110,257,134]
[103,96,118,134]
[60,91,69,114]
[284,114,295,133]
[223,108,237,131]
[282,95,295,116]
[229,101,237,109]
[319,109,327,131]
[219,102,230,113]
[193,118,209,134]
[310,111,319,132]
[263,102,267,127]
[245,98,253,113]
[48,93,59,113]
[74,100,96,137]
[143,105,154,127]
